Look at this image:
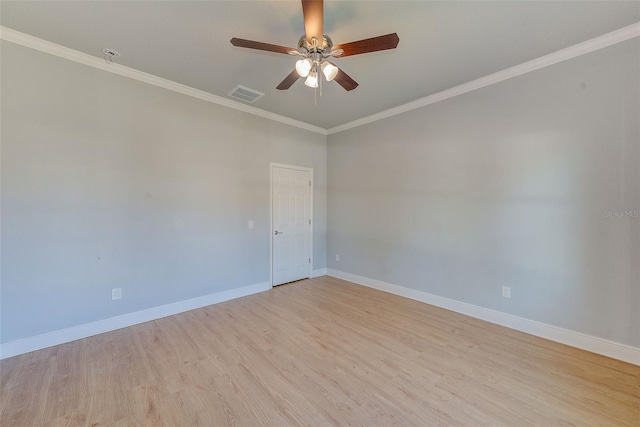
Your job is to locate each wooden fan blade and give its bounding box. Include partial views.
[276,69,300,90]
[230,38,295,55]
[332,33,399,57]
[301,0,324,45]
[331,64,358,91]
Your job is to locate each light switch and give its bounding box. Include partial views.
[248,220,254,229]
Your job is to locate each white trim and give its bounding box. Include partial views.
[327,269,640,366]
[270,163,314,287]
[0,26,326,136]
[327,22,640,134]
[0,281,271,360]
[2,23,638,136]
[311,268,327,278]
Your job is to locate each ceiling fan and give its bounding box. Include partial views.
[230,0,399,92]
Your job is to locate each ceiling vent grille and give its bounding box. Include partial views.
[227,85,264,103]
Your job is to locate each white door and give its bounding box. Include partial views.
[272,165,312,286]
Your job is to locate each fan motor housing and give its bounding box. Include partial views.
[298,34,333,54]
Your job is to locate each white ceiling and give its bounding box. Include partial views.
[2,1,638,129]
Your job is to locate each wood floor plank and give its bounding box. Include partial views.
[1,276,638,426]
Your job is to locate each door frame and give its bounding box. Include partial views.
[270,163,314,287]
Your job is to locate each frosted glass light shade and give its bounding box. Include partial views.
[304,71,319,88]
[295,58,312,77]
[321,62,338,81]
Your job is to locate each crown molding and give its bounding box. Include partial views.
[0,26,327,136]
[327,21,640,135]
[2,22,638,137]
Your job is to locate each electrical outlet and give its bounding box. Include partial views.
[336,254,340,262]
[112,288,122,300]
[248,220,254,229]
[502,286,511,298]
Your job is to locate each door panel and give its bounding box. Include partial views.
[272,166,311,286]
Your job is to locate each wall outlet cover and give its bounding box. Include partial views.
[502,286,511,298]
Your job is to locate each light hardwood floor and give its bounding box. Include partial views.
[1,276,638,426]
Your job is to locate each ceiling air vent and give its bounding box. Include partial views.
[227,85,264,104]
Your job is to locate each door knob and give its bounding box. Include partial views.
[274,231,283,235]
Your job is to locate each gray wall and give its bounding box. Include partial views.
[328,39,640,347]
[2,36,638,349]
[1,41,327,343]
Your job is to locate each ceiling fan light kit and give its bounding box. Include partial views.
[295,57,313,77]
[293,34,341,89]
[304,70,319,88]
[321,62,338,82]
[230,0,399,94]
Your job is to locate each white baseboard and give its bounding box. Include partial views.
[327,269,640,366]
[311,268,327,278]
[0,281,271,360]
